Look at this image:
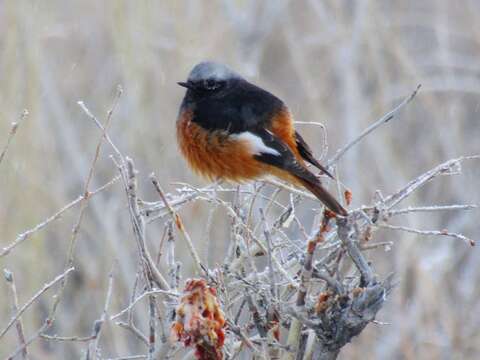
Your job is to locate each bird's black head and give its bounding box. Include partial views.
[178,61,242,100]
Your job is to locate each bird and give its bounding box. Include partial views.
[176,61,348,216]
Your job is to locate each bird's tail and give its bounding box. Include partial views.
[297,177,348,216]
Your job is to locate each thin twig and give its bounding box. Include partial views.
[78,98,124,160]
[150,173,203,274]
[123,159,170,290]
[3,270,28,359]
[116,322,149,346]
[8,324,49,359]
[327,84,421,166]
[263,179,317,200]
[260,209,277,300]
[148,295,156,359]
[40,334,95,342]
[360,241,394,251]
[1,175,120,258]
[13,88,124,356]
[294,121,328,160]
[89,264,116,357]
[180,185,295,283]
[383,155,480,210]
[283,213,334,360]
[379,224,475,246]
[111,289,179,321]
[49,87,123,322]
[388,204,477,216]
[0,109,28,166]
[0,267,75,339]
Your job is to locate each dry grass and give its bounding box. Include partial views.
[1,1,480,359]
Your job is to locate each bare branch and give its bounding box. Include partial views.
[327,85,421,166]
[1,175,120,258]
[388,204,477,216]
[150,173,203,274]
[48,86,123,322]
[88,264,116,357]
[0,267,75,339]
[40,334,95,342]
[379,224,475,246]
[78,93,124,160]
[337,217,374,285]
[283,212,334,360]
[116,322,149,346]
[383,155,480,210]
[8,324,50,359]
[111,289,179,321]
[122,159,170,290]
[3,269,28,359]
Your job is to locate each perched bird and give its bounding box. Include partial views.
[176,61,347,216]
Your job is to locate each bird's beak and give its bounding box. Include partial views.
[177,81,194,90]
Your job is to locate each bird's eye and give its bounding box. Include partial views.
[204,79,220,90]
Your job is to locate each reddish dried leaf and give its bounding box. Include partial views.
[307,240,317,254]
[344,189,353,206]
[324,209,337,220]
[362,227,372,243]
[352,287,364,297]
[171,279,226,360]
[315,291,332,314]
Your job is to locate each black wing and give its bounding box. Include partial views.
[253,129,347,216]
[253,129,317,183]
[295,131,334,179]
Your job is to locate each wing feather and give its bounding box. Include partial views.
[252,129,347,215]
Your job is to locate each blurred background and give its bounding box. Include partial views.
[1,1,479,359]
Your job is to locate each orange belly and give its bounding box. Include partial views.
[177,112,266,182]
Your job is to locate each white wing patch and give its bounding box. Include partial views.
[232,132,280,156]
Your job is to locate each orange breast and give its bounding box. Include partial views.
[177,108,308,188]
[177,110,267,182]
